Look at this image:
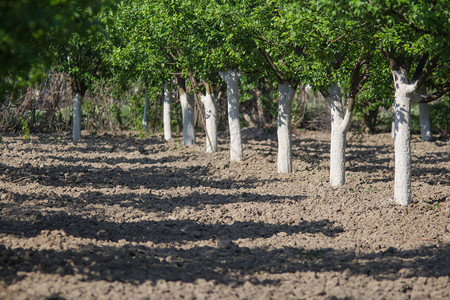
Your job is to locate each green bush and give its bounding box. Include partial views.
[20,117,30,142]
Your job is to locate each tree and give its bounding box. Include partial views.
[199,0,264,160]
[57,33,105,141]
[101,0,173,138]
[239,0,304,173]
[270,1,373,185]
[320,0,449,204]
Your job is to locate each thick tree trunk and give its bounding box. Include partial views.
[72,93,82,142]
[143,83,149,134]
[277,82,295,173]
[179,90,195,146]
[419,103,432,141]
[163,84,172,140]
[392,69,412,206]
[220,69,243,162]
[327,83,349,187]
[330,128,346,186]
[201,83,218,153]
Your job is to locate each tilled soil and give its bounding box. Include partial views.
[0,129,448,300]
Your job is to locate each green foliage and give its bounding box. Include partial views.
[3,0,449,136]
[0,0,108,97]
[56,32,107,95]
[19,117,30,142]
[110,103,122,127]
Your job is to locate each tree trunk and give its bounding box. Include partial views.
[327,83,349,187]
[143,83,149,134]
[179,89,195,146]
[419,103,432,141]
[363,106,379,134]
[220,69,243,162]
[201,83,218,153]
[255,89,266,128]
[392,69,412,206]
[391,108,396,139]
[277,82,295,173]
[72,93,82,142]
[163,84,172,140]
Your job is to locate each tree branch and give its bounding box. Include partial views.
[417,82,450,103]
[254,33,284,47]
[411,53,429,82]
[257,48,285,82]
[414,55,440,90]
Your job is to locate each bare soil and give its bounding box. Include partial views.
[0,129,449,300]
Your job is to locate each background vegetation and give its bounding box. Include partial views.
[0,0,448,136]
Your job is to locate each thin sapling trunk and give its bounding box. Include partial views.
[72,93,83,142]
[178,77,195,146]
[201,82,218,153]
[143,83,149,134]
[163,83,172,140]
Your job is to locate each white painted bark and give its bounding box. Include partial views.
[220,70,243,162]
[72,93,82,142]
[143,83,149,134]
[419,103,432,141]
[392,69,412,206]
[391,109,396,139]
[277,82,296,173]
[180,91,195,146]
[163,84,172,140]
[201,89,217,153]
[327,83,350,187]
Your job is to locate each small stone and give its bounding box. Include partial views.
[24,251,33,262]
[217,239,233,249]
[342,268,353,280]
[165,255,176,263]
[96,230,109,239]
[55,266,65,275]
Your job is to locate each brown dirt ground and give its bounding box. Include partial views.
[0,129,449,300]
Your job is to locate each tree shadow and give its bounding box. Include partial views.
[1,187,307,215]
[0,210,342,242]
[2,158,271,191]
[1,241,448,286]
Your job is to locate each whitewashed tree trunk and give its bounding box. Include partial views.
[143,83,149,134]
[327,83,352,187]
[180,90,195,146]
[392,69,413,206]
[220,69,243,162]
[419,103,432,141]
[391,108,396,139]
[72,93,82,142]
[163,84,172,140]
[201,83,218,153]
[277,82,296,173]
